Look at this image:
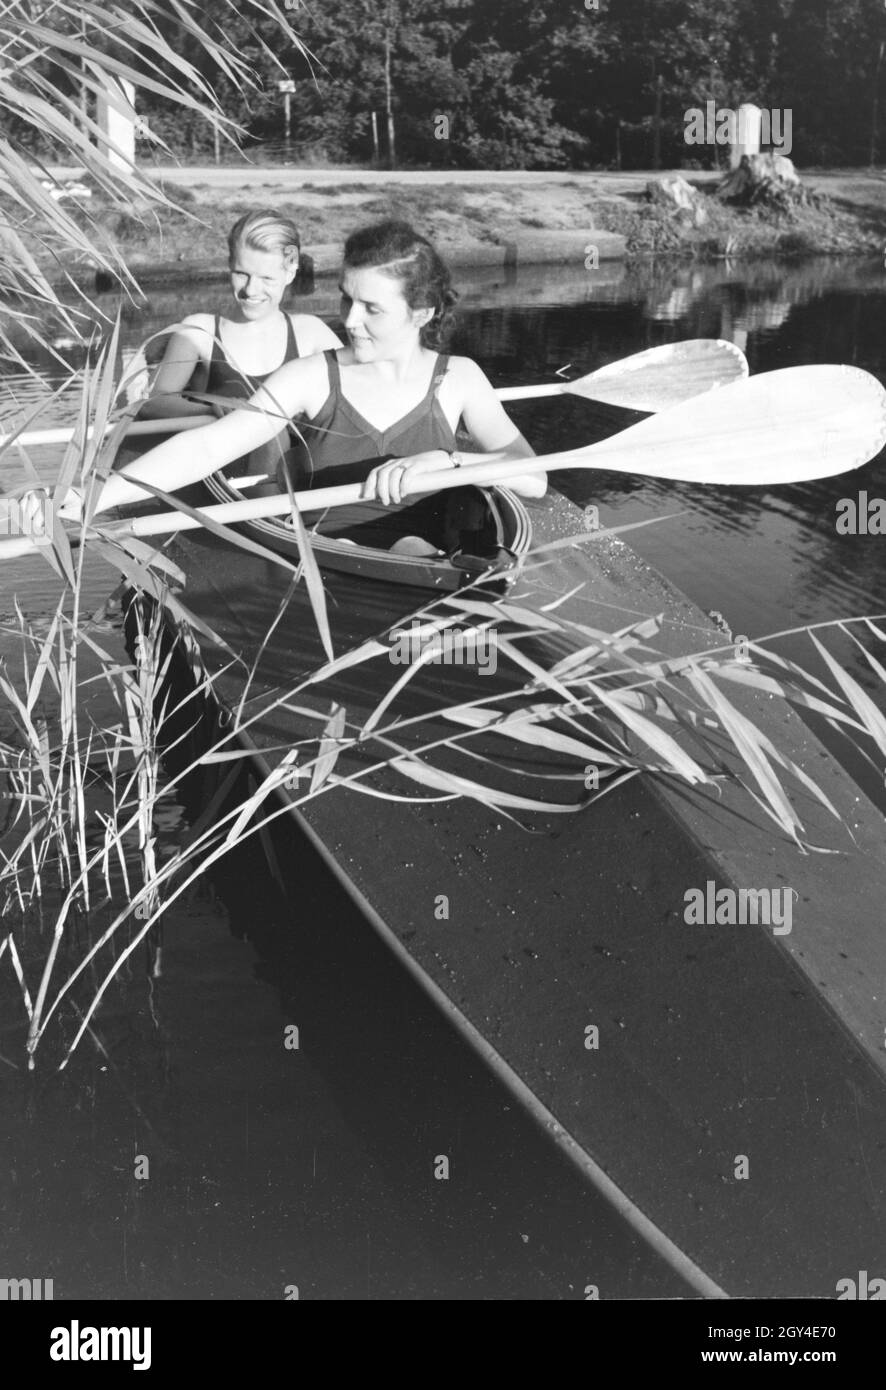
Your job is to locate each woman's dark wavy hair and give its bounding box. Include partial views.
[342,220,459,349]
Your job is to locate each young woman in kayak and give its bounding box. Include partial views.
[137,210,341,495]
[50,220,543,538]
[139,209,341,421]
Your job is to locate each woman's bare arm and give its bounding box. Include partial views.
[76,355,327,516]
[449,357,544,499]
[138,316,215,420]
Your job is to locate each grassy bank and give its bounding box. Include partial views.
[30,167,886,285]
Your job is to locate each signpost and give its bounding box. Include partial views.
[278,79,296,151]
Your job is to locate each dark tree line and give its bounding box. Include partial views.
[15,0,886,168]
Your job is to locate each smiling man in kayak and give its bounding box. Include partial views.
[140,210,341,423]
[137,210,341,498]
[49,220,543,545]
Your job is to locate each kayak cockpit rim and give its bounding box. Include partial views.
[202,469,533,592]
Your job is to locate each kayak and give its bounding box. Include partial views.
[202,466,532,591]
[152,473,886,1300]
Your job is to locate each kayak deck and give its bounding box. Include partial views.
[159,488,886,1297]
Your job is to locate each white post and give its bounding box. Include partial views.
[277,79,296,153]
[96,76,136,171]
[730,103,762,169]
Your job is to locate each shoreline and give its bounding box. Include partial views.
[36,165,886,290]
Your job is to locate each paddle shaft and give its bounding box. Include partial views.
[1,340,748,449]
[1,414,211,450]
[0,450,665,554]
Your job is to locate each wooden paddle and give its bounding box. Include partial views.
[2,365,880,560]
[495,338,748,410]
[0,340,748,451]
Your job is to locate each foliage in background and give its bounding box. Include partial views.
[8,1,886,181]
[0,0,306,364]
[17,0,885,172]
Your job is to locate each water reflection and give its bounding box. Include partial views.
[5,253,885,369]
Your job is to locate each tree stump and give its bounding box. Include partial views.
[717,153,817,211]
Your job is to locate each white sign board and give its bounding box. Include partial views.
[96,76,137,171]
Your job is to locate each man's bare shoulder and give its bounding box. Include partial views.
[289,313,342,353]
[170,313,216,348]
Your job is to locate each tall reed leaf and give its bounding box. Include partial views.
[0,0,309,363]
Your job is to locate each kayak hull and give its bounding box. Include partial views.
[154,486,886,1298]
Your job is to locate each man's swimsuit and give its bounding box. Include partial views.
[197,314,303,490]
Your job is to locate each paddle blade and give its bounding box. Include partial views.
[495,339,748,412]
[588,364,886,486]
[569,339,749,413]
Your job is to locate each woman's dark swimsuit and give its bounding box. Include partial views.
[194,314,302,492]
[205,312,300,397]
[286,349,485,550]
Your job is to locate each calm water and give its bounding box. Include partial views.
[2,254,886,1299]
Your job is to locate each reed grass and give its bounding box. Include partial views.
[15,0,883,1072]
[0,0,309,369]
[3,344,886,1069]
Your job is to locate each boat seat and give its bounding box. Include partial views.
[388,536,446,557]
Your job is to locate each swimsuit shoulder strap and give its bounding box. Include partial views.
[428,353,459,443]
[209,314,223,363]
[324,347,342,393]
[285,313,300,361]
[304,349,340,428]
[430,353,450,396]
